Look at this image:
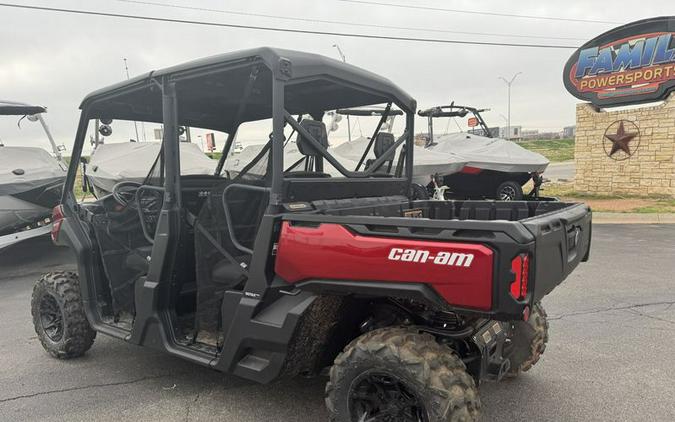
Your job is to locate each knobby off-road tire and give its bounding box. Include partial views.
[31,271,96,359]
[326,327,480,422]
[505,302,548,377]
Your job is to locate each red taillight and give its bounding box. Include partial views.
[460,166,482,175]
[510,253,530,300]
[51,205,64,243]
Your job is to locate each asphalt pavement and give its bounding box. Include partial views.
[543,161,575,181]
[1,225,674,421]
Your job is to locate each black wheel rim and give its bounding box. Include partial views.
[348,371,429,422]
[499,185,517,201]
[39,294,64,342]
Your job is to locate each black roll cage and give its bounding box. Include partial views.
[63,52,416,210]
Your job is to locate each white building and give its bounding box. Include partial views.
[499,126,522,140]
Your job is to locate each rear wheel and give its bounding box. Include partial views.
[504,303,548,377]
[326,327,480,422]
[496,181,523,201]
[31,271,96,359]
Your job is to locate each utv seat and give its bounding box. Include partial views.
[194,179,269,332]
[124,245,153,273]
[283,119,331,178]
[365,132,395,173]
[211,255,250,288]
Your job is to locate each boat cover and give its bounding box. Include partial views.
[86,142,216,192]
[225,133,548,183]
[0,146,66,196]
[427,132,549,173]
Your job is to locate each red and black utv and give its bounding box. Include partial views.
[32,48,591,422]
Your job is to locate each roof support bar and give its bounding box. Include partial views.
[283,110,408,179]
[355,102,392,171]
[215,66,261,176]
[270,77,284,206]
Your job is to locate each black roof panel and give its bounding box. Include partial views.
[80,47,415,112]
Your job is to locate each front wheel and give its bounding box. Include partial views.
[326,327,480,422]
[31,271,96,359]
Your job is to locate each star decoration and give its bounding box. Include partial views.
[604,121,637,157]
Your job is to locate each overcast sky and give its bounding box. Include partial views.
[0,0,672,153]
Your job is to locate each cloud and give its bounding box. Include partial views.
[0,0,671,152]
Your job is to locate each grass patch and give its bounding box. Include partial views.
[632,201,675,214]
[63,156,89,200]
[515,138,574,162]
[540,181,675,213]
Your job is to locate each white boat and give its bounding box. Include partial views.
[418,105,550,199]
[0,101,66,237]
[330,136,465,185]
[227,105,549,200]
[85,141,216,196]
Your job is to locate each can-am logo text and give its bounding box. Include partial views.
[388,248,474,267]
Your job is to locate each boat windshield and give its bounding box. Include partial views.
[0,114,55,153]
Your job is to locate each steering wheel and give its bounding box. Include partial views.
[135,186,165,244]
[112,181,143,208]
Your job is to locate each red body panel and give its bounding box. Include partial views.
[275,222,494,310]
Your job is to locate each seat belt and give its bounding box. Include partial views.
[185,211,248,277]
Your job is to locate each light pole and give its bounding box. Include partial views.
[123,58,148,141]
[332,44,352,142]
[498,72,522,140]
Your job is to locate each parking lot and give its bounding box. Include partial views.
[1,224,674,421]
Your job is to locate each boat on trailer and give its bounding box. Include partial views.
[227,105,549,200]
[418,104,550,200]
[0,101,66,248]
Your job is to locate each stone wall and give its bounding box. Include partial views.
[574,93,675,197]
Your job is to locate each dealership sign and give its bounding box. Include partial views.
[564,17,675,106]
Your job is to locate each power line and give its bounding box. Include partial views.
[113,0,586,42]
[0,3,579,49]
[337,0,623,25]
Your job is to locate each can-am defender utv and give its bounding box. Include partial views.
[32,48,592,422]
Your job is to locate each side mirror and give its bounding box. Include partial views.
[99,124,112,137]
[26,114,39,122]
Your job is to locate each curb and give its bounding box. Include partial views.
[592,212,675,224]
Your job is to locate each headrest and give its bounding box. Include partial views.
[296,119,328,157]
[373,132,395,159]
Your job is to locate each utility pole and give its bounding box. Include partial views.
[123,58,143,141]
[498,72,522,140]
[332,44,352,142]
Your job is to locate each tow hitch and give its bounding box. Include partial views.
[472,321,511,381]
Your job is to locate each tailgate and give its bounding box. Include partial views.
[521,203,592,302]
